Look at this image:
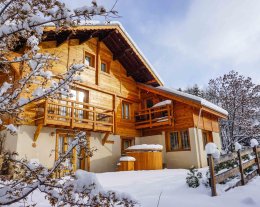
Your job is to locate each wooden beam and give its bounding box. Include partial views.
[105,140,115,144]
[145,79,157,85]
[95,40,100,85]
[33,124,43,143]
[201,106,228,119]
[113,48,132,61]
[113,94,116,134]
[102,132,110,145]
[56,32,71,47]
[79,33,93,45]
[99,30,115,42]
[79,30,99,44]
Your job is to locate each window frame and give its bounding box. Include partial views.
[121,137,135,154]
[166,130,191,152]
[202,130,213,149]
[121,101,131,120]
[100,59,110,74]
[84,51,95,68]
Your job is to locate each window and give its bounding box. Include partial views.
[122,101,131,120]
[202,130,213,149]
[146,99,153,108]
[85,52,94,67]
[121,137,135,154]
[71,89,88,121]
[100,60,110,73]
[101,62,108,73]
[170,132,179,150]
[166,130,191,151]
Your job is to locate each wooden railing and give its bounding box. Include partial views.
[208,146,260,196]
[35,99,114,132]
[135,104,173,129]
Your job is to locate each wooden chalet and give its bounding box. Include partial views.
[3,23,228,172]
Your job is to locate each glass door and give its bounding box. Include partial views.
[56,132,88,172]
[70,89,89,124]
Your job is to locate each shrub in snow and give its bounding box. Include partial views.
[214,159,238,175]
[234,142,242,151]
[250,139,259,147]
[202,171,210,188]
[205,143,217,155]
[186,166,202,188]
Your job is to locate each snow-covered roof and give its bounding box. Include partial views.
[156,86,228,116]
[152,100,172,108]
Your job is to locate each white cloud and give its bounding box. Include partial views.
[164,0,260,64]
[134,0,260,88]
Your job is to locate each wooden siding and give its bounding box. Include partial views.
[193,109,220,133]
[6,34,222,138]
[16,37,141,137]
[126,151,162,170]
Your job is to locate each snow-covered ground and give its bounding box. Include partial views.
[10,169,260,206]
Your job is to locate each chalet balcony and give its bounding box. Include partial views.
[135,104,173,129]
[35,99,114,133]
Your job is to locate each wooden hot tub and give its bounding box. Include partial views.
[125,145,163,170]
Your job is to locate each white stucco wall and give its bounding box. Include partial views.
[4,130,18,153]
[4,126,56,168]
[166,128,201,169]
[195,129,222,168]
[196,128,208,167]
[4,126,122,172]
[135,128,222,169]
[89,132,121,173]
[3,125,222,172]
[135,129,202,169]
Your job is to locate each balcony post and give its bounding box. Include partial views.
[44,99,48,125]
[71,101,74,128]
[149,108,152,128]
[167,104,171,125]
[93,107,96,131]
[112,110,115,133]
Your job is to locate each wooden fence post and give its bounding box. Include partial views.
[254,146,260,176]
[208,154,217,196]
[237,149,245,185]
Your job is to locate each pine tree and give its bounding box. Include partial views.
[184,84,205,98]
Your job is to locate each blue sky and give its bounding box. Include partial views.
[63,0,260,89]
